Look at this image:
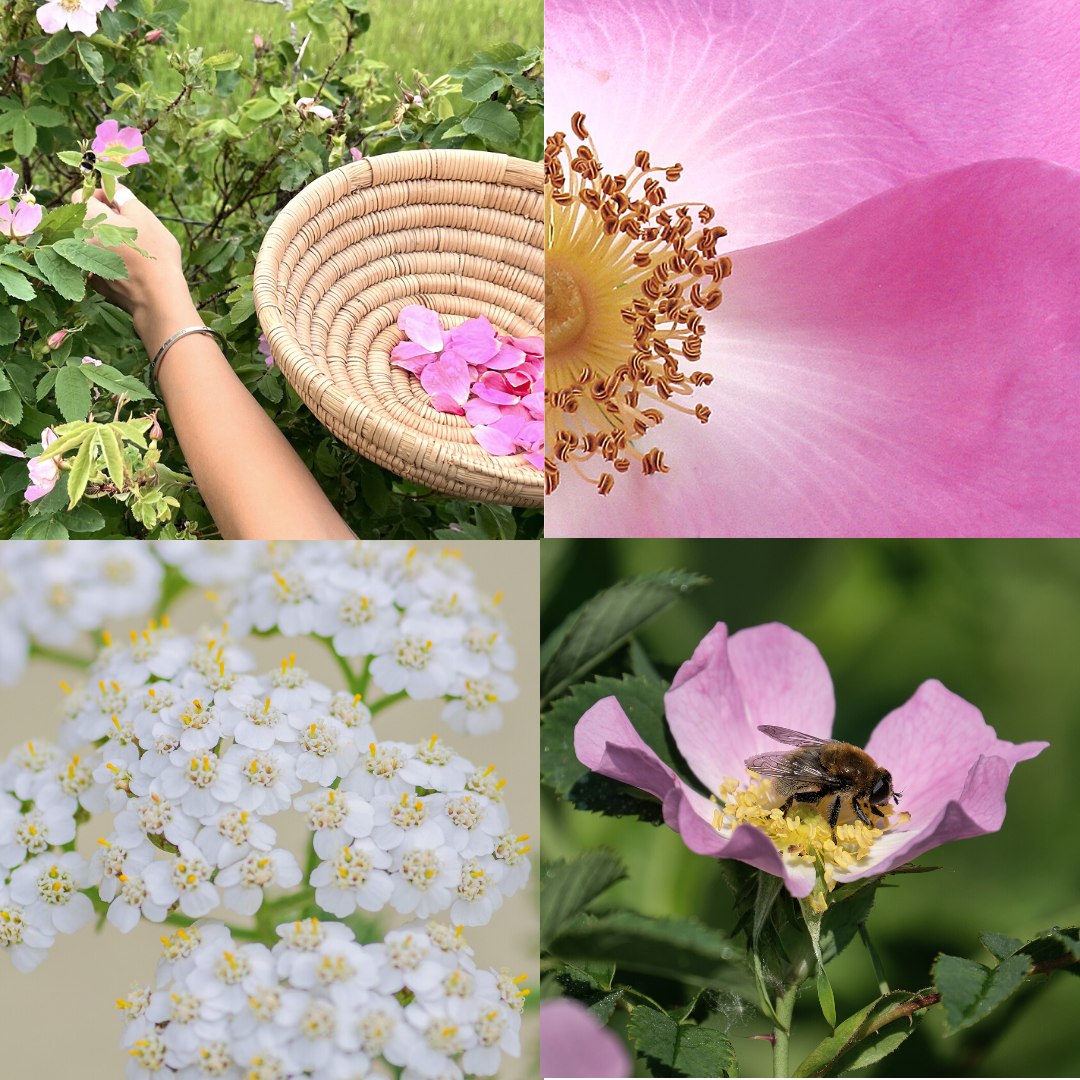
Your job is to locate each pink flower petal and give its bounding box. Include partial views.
[0,168,16,203]
[397,305,445,353]
[463,397,503,426]
[521,392,543,419]
[427,392,465,415]
[550,159,1080,537]
[447,315,500,365]
[523,450,544,470]
[483,342,526,371]
[471,425,519,456]
[419,351,470,406]
[91,120,119,155]
[10,201,42,238]
[508,335,543,357]
[540,999,632,1079]
[0,441,25,458]
[35,1,68,33]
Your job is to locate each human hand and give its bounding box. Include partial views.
[72,185,197,354]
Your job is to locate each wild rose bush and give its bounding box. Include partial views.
[0,0,543,539]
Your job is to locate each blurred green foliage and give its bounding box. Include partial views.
[540,539,1080,1078]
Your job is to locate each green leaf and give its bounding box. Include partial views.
[549,909,748,995]
[541,569,708,705]
[12,115,35,157]
[278,158,312,191]
[820,884,879,964]
[203,50,241,70]
[472,42,535,73]
[25,104,64,127]
[838,1029,911,1075]
[461,68,505,103]
[93,159,129,178]
[627,1005,678,1068]
[53,362,91,423]
[76,40,105,83]
[97,423,126,490]
[27,467,69,517]
[83,362,154,401]
[674,1027,736,1077]
[56,150,84,168]
[65,427,97,507]
[1018,927,1080,970]
[460,100,519,145]
[539,848,627,950]
[0,263,35,301]
[817,961,837,1029]
[13,517,68,538]
[36,29,75,65]
[0,387,22,424]
[588,989,625,1024]
[38,201,87,241]
[981,932,1024,963]
[52,238,129,280]
[34,247,86,301]
[541,674,666,797]
[0,305,19,345]
[932,952,1029,1034]
[58,500,105,533]
[246,98,281,122]
[361,464,389,516]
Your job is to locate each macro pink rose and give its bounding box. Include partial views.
[540,999,632,1078]
[92,119,150,167]
[25,428,61,503]
[546,0,1080,537]
[0,198,43,240]
[35,0,107,35]
[575,622,1048,899]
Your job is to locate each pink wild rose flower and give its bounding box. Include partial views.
[25,428,61,503]
[0,197,43,240]
[540,999,632,1078]
[92,119,150,167]
[547,0,1080,537]
[575,622,1048,901]
[35,0,107,35]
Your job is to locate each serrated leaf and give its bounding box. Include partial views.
[97,423,125,490]
[76,39,105,83]
[361,464,389,516]
[27,467,69,516]
[461,68,505,102]
[627,1005,678,1068]
[675,1026,736,1076]
[0,305,19,345]
[52,238,129,280]
[566,770,667,824]
[460,99,519,145]
[65,427,97,507]
[12,114,35,157]
[0,263,35,301]
[0,387,22,424]
[36,29,75,65]
[820,884,879,964]
[550,909,748,995]
[838,1029,910,1075]
[38,201,87,241]
[541,569,708,705]
[981,932,1024,963]
[793,993,895,1077]
[25,104,64,127]
[56,150,84,167]
[932,952,1029,1034]
[539,849,627,950]
[53,363,91,423]
[34,246,86,301]
[83,362,154,401]
[13,517,68,538]
[588,989,624,1024]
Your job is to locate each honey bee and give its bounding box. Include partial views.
[744,725,901,839]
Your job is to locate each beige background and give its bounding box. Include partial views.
[0,540,539,1079]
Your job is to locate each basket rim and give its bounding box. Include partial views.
[253,149,544,508]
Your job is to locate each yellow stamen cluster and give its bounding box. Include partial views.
[544,111,732,496]
[711,773,910,902]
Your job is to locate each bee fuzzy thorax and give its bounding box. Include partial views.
[711,773,910,901]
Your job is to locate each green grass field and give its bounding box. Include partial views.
[179,0,542,83]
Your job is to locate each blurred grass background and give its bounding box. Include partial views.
[175,0,542,82]
[541,539,1080,1078]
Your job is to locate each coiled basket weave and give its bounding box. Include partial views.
[253,148,544,508]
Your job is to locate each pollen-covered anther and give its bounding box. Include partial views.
[545,111,730,495]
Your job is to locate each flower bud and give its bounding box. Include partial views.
[144,29,162,43]
[148,411,163,441]
[46,329,68,350]
[254,33,264,52]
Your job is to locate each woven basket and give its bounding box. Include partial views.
[253,148,544,508]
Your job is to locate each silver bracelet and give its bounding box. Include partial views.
[149,325,226,393]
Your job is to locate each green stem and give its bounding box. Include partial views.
[370,689,408,715]
[356,655,372,699]
[772,979,800,1079]
[29,643,92,668]
[317,636,369,697]
[858,921,890,995]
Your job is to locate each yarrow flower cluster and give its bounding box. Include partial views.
[118,917,526,1079]
[0,541,528,1078]
[390,305,544,470]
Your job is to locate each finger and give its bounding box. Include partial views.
[107,183,160,233]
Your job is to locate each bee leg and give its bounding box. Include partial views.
[852,799,873,828]
[779,796,794,817]
[828,794,843,842]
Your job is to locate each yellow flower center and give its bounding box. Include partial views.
[544,111,732,496]
[711,772,910,903]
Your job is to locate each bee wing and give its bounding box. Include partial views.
[744,748,840,786]
[743,751,799,777]
[757,725,832,748]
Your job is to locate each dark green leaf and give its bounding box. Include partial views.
[539,848,627,950]
[76,40,105,83]
[628,1005,678,1068]
[472,42,535,73]
[246,98,281,122]
[628,636,662,682]
[278,158,312,191]
[53,363,91,423]
[58,501,105,533]
[838,1029,911,1075]
[0,264,35,301]
[674,1026,736,1077]
[0,457,29,511]
[53,238,129,280]
[461,68,505,102]
[361,464,389,516]
[0,387,23,424]
[13,517,68,538]
[541,569,708,704]
[460,100,519,145]
[25,104,64,127]
[932,952,1029,1034]
[1020,927,1080,970]
[981,932,1024,963]
[820,884,878,964]
[27,467,69,517]
[82,362,154,401]
[567,770,667,824]
[12,115,35,157]
[34,247,86,302]
[36,29,75,65]
[0,305,19,345]
[38,201,87,241]
[589,989,625,1023]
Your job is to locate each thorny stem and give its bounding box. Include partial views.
[858,920,890,995]
[313,50,342,104]
[142,84,192,136]
[772,978,800,1078]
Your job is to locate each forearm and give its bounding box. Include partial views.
[137,298,353,540]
